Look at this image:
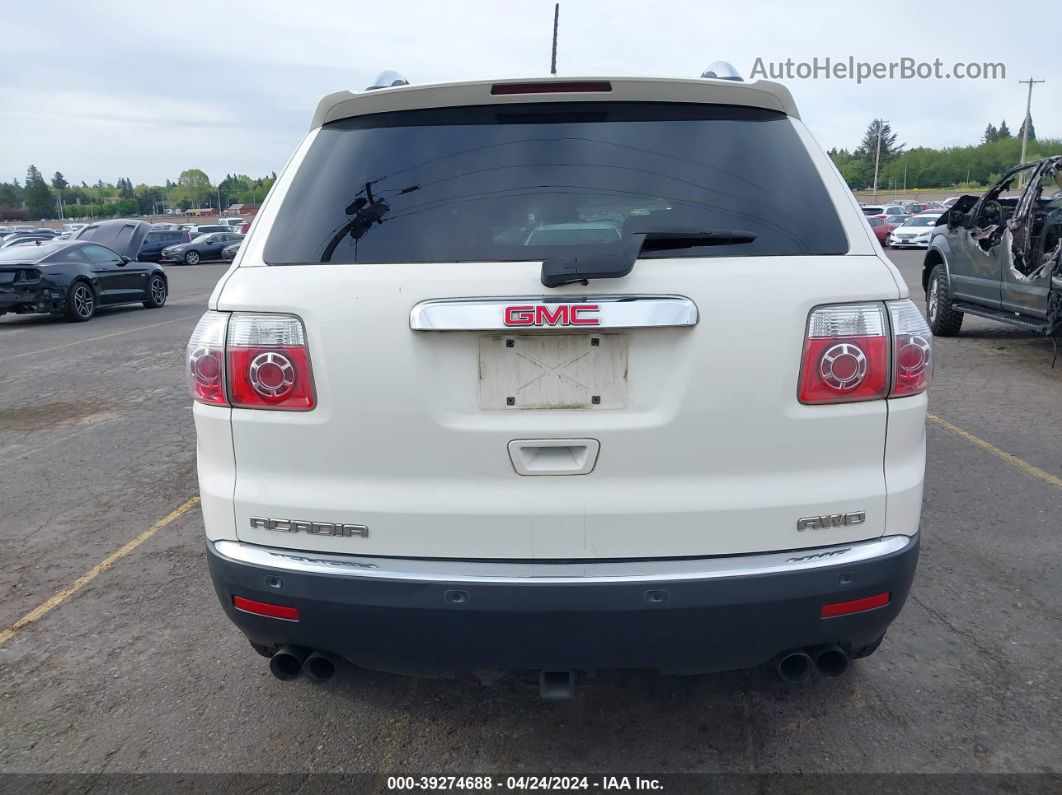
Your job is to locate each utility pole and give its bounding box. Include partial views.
[550,3,559,75]
[1015,76,1040,188]
[872,119,888,201]
[1018,76,1045,171]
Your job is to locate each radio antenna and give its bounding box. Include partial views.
[550,3,559,75]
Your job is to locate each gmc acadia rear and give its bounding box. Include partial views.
[189,70,930,696]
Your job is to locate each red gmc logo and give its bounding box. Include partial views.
[503,304,601,327]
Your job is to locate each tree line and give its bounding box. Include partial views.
[0,167,278,221]
[4,117,1058,219]
[830,116,1060,192]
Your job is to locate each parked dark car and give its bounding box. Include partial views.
[220,240,243,261]
[139,228,191,261]
[161,232,244,265]
[0,237,167,323]
[0,218,169,321]
[924,156,1062,336]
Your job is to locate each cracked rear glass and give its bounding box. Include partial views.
[265,102,848,264]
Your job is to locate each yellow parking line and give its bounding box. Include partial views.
[929,414,1062,491]
[0,314,198,364]
[0,496,200,647]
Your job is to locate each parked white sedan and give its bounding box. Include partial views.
[887,213,943,249]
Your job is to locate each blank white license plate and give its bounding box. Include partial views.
[479,333,628,410]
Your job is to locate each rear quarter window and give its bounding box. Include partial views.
[265,102,848,265]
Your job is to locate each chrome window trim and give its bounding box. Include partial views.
[409,295,699,331]
[212,534,914,584]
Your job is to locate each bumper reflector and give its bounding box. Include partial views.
[820,591,890,618]
[233,596,300,621]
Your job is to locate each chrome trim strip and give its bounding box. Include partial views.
[409,295,699,331]
[212,535,914,585]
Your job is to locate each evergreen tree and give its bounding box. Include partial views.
[853,120,903,185]
[23,164,54,218]
[982,123,998,144]
[855,119,903,160]
[1018,116,1036,141]
[998,120,1012,139]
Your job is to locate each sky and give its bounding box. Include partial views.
[1,0,1058,186]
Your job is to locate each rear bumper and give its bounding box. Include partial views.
[207,533,919,675]
[0,285,62,314]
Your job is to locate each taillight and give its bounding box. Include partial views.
[799,300,933,404]
[187,311,316,410]
[887,299,933,397]
[227,313,315,411]
[186,311,228,406]
[799,304,889,404]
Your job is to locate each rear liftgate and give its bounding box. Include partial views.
[412,295,698,474]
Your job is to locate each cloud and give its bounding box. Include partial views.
[0,0,1057,184]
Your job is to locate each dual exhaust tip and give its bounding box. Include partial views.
[269,645,849,687]
[269,646,339,683]
[776,645,850,683]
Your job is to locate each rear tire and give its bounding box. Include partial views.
[184,250,200,265]
[143,275,167,308]
[926,263,963,336]
[63,281,96,322]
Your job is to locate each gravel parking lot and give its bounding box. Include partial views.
[1,252,1060,780]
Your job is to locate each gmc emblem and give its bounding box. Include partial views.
[504,304,600,327]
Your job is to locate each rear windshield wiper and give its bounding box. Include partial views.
[540,230,756,288]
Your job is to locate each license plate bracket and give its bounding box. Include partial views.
[479,333,628,410]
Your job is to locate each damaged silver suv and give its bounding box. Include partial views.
[924,156,1062,336]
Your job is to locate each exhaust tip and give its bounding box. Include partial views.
[776,650,814,683]
[305,652,338,683]
[814,646,850,678]
[269,645,309,681]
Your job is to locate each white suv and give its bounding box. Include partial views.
[189,73,930,695]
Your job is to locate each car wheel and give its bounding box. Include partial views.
[926,263,963,336]
[184,250,200,265]
[63,281,96,322]
[143,275,167,308]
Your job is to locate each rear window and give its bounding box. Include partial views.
[265,102,848,264]
[0,243,65,261]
